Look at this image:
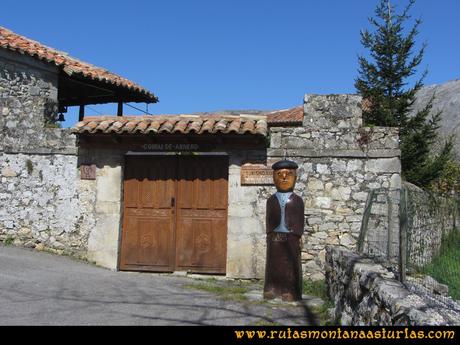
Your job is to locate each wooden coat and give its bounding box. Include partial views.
[264,192,305,301]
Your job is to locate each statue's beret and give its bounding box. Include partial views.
[272,160,298,170]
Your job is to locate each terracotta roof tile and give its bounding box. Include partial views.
[73,115,268,137]
[266,106,303,125]
[188,119,203,133]
[0,26,157,103]
[242,119,255,133]
[200,119,215,134]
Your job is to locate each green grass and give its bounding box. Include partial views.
[303,279,329,300]
[184,279,251,301]
[422,229,460,300]
[185,277,337,325]
[3,235,14,246]
[253,320,281,326]
[311,299,335,326]
[303,278,335,325]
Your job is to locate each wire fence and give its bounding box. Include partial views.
[357,188,400,266]
[358,183,460,309]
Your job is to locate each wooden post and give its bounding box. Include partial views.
[79,104,85,121]
[117,101,123,116]
[387,193,393,262]
[358,189,376,254]
[399,187,408,283]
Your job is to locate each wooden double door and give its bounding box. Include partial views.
[119,155,228,274]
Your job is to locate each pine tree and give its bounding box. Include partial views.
[355,0,452,187]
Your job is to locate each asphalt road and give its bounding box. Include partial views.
[0,245,318,325]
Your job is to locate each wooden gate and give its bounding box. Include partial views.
[119,155,228,274]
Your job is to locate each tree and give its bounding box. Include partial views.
[355,0,452,187]
[431,160,460,195]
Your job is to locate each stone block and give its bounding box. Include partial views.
[365,158,401,173]
[29,86,40,96]
[302,252,314,260]
[1,166,17,177]
[269,132,282,148]
[229,186,262,204]
[325,235,339,245]
[304,259,321,272]
[282,136,314,149]
[316,164,330,174]
[95,201,121,215]
[390,173,401,189]
[35,243,45,251]
[228,203,254,218]
[87,214,120,270]
[226,240,263,279]
[339,233,355,248]
[307,217,322,225]
[312,231,328,239]
[96,166,122,202]
[331,160,347,172]
[324,182,333,192]
[302,162,313,172]
[330,186,351,201]
[324,214,344,222]
[3,220,14,229]
[336,206,353,215]
[303,94,362,129]
[318,223,336,232]
[310,272,325,281]
[346,160,363,172]
[314,196,331,209]
[307,178,324,191]
[17,227,31,237]
[352,191,368,202]
[345,215,363,223]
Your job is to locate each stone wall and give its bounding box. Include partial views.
[404,182,460,269]
[266,94,401,281]
[78,147,126,270]
[326,246,460,325]
[0,152,95,257]
[0,49,73,153]
[0,48,89,257]
[227,149,268,278]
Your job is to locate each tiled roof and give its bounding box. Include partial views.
[0,26,157,103]
[266,106,303,125]
[73,115,268,137]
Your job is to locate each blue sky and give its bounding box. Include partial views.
[1,0,459,127]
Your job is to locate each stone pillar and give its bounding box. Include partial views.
[87,154,123,270]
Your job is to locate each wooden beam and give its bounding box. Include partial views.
[79,104,85,121]
[117,101,123,116]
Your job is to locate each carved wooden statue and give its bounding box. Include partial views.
[264,160,305,301]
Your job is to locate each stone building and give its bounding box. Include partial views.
[0,27,401,280]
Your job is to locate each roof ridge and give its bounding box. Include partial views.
[265,105,303,114]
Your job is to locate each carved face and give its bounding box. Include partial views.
[273,168,296,192]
